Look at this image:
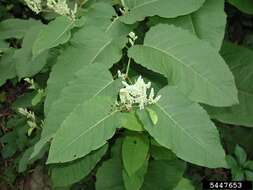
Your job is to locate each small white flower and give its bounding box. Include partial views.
[118,75,161,110]
[24,0,42,14]
[47,0,77,19]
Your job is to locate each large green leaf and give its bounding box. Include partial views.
[129,24,238,106]
[228,0,253,14]
[120,112,144,132]
[137,86,227,168]
[206,43,253,127]
[0,18,39,39]
[14,25,49,78]
[120,0,205,24]
[122,160,148,190]
[44,26,126,114]
[96,139,125,190]
[47,96,120,163]
[0,49,16,86]
[32,16,73,57]
[79,2,132,37]
[122,135,149,176]
[149,0,226,51]
[51,144,108,187]
[141,159,186,190]
[31,64,119,159]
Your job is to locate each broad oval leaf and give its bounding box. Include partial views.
[96,139,125,190]
[122,160,148,190]
[122,135,149,176]
[129,24,238,106]
[120,0,205,24]
[137,86,227,168]
[141,159,186,190]
[78,2,132,37]
[149,0,226,51]
[14,25,49,78]
[0,18,39,40]
[47,96,119,163]
[51,144,108,187]
[31,29,126,159]
[45,26,126,114]
[206,43,253,127]
[32,16,73,57]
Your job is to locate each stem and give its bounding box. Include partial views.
[126,58,131,77]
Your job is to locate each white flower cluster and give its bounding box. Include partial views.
[24,0,77,19]
[24,0,42,14]
[47,0,77,19]
[119,75,161,110]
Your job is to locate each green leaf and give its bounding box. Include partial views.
[122,135,149,176]
[120,0,205,24]
[244,160,253,170]
[174,178,195,190]
[206,43,253,127]
[146,108,158,125]
[14,25,49,78]
[44,26,126,114]
[245,171,253,181]
[96,140,125,190]
[122,160,148,190]
[141,159,186,190]
[129,24,238,107]
[0,49,16,86]
[137,86,227,168]
[79,2,132,37]
[32,16,73,57]
[149,0,226,51]
[120,112,144,132]
[0,18,39,39]
[31,64,120,160]
[47,96,119,163]
[51,144,108,187]
[226,155,239,169]
[150,145,177,161]
[228,0,253,14]
[234,145,247,165]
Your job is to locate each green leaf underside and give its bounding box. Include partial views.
[137,86,227,168]
[129,24,238,107]
[14,25,49,78]
[149,0,226,51]
[141,159,186,190]
[206,43,253,127]
[32,16,73,57]
[120,0,205,24]
[122,135,149,176]
[47,96,119,163]
[51,144,108,187]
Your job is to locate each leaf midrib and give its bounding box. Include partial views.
[51,109,118,159]
[142,44,234,101]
